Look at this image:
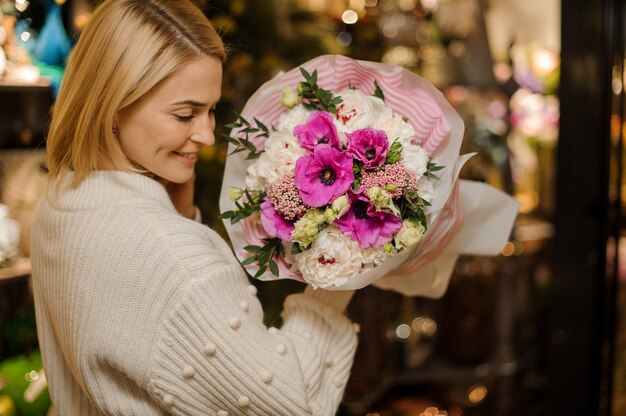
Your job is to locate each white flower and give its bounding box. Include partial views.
[334,89,387,134]
[402,144,429,178]
[416,176,435,204]
[277,104,311,134]
[294,226,363,289]
[245,131,307,188]
[395,220,426,250]
[361,247,387,267]
[373,108,417,146]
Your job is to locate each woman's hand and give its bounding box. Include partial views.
[162,174,197,219]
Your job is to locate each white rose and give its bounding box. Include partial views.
[416,176,435,204]
[294,226,363,289]
[395,220,426,250]
[402,144,429,178]
[245,131,307,187]
[334,89,387,134]
[277,104,311,134]
[373,108,417,146]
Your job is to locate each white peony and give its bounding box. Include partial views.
[294,226,363,289]
[402,143,430,178]
[245,131,307,188]
[361,247,387,268]
[334,89,387,134]
[373,108,417,146]
[277,104,311,134]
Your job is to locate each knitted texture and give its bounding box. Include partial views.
[31,171,357,415]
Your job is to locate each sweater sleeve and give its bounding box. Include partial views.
[147,263,358,416]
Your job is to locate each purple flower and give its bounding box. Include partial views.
[335,192,402,249]
[260,198,295,241]
[294,146,354,207]
[347,128,389,169]
[294,111,341,151]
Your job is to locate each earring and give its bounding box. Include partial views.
[112,126,119,136]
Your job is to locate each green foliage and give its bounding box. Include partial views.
[385,139,403,165]
[242,238,284,278]
[373,79,385,101]
[220,189,265,224]
[425,161,445,179]
[223,113,268,160]
[398,189,430,230]
[297,68,343,113]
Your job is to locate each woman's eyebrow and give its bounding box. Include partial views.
[171,99,208,107]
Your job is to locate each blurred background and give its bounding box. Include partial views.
[0,0,622,415]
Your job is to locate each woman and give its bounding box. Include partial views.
[31,0,358,414]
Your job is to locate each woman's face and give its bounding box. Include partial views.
[116,56,222,183]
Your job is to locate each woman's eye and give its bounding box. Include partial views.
[175,114,194,123]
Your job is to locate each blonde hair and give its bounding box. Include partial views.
[46,0,226,188]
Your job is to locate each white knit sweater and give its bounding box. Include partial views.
[31,171,358,416]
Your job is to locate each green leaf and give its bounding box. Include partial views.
[244,245,263,253]
[234,112,250,126]
[385,138,403,164]
[269,260,279,277]
[241,256,257,266]
[254,266,267,279]
[291,243,303,255]
[373,80,385,101]
[220,211,235,219]
[254,118,268,132]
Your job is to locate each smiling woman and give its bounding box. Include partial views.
[115,56,222,184]
[31,0,359,415]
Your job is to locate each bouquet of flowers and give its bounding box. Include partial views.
[220,55,518,296]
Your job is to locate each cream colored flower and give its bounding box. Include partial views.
[294,226,363,288]
[291,209,326,248]
[280,86,299,109]
[226,186,244,202]
[395,220,426,250]
[325,195,350,222]
[245,131,307,187]
[365,187,399,216]
[362,246,387,267]
[277,104,311,133]
[334,89,387,134]
[373,107,417,146]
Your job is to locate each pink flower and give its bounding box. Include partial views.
[347,128,389,169]
[260,198,295,241]
[265,173,309,221]
[294,145,354,207]
[360,162,417,198]
[293,111,341,151]
[335,192,402,249]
